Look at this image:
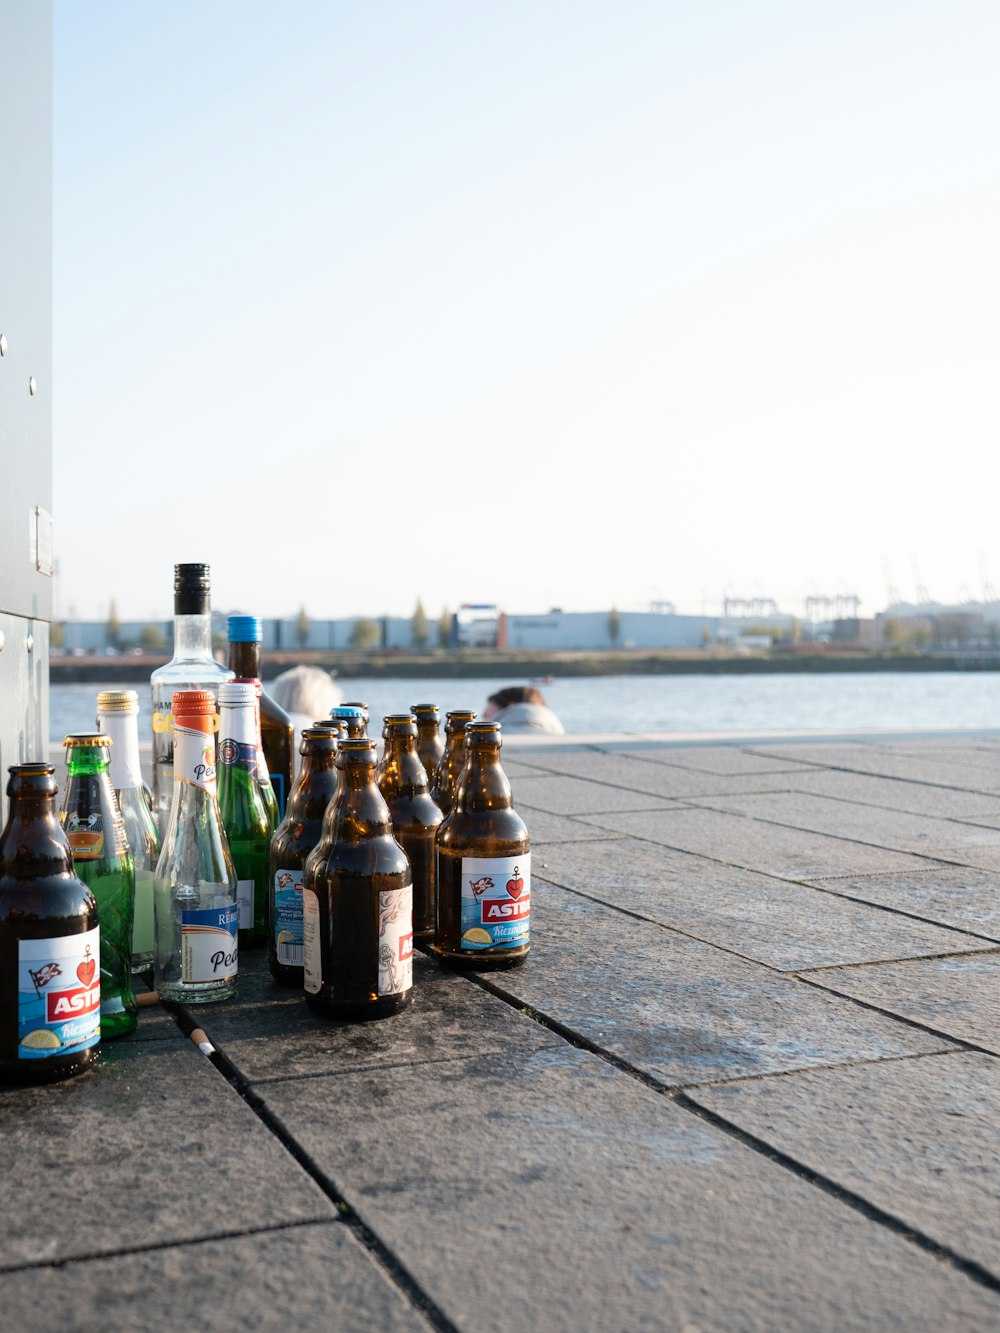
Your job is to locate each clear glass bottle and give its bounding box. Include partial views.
[151,564,233,831]
[1,764,101,1084]
[96,689,159,976]
[60,735,138,1036]
[302,739,413,1020]
[227,616,294,825]
[217,681,270,946]
[268,727,340,985]
[377,714,442,940]
[411,703,444,780]
[430,709,476,815]
[434,721,530,969]
[154,691,238,1004]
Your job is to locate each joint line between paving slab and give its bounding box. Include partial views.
[553,820,1000,949]
[463,974,1000,1297]
[162,1003,457,1333]
[535,873,999,975]
[0,1218,332,1277]
[673,1091,1000,1296]
[792,945,1000,975]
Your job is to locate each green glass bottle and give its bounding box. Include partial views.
[60,735,137,1037]
[217,682,270,946]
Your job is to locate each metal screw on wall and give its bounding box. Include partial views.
[28,375,37,395]
[0,333,7,356]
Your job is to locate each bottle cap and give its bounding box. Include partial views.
[330,705,365,719]
[227,615,263,643]
[219,681,259,706]
[172,690,216,717]
[96,689,139,714]
[63,733,112,749]
[174,563,211,616]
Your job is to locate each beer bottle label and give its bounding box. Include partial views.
[236,880,254,930]
[65,812,105,860]
[460,854,531,951]
[302,888,321,993]
[378,886,413,997]
[18,929,101,1059]
[273,868,304,967]
[180,905,238,984]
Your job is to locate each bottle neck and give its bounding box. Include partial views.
[381,735,428,796]
[331,763,392,840]
[0,792,72,877]
[455,744,512,812]
[98,712,144,790]
[228,640,261,680]
[173,613,215,661]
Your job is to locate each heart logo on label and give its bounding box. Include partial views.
[77,958,96,987]
[506,870,525,899]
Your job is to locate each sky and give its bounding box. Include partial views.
[52,0,1000,624]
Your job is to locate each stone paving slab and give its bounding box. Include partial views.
[799,867,1000,942]
[577,804,942,879]
[257,1047,1000,1331]
[614,745,814,775]
[0,1223,429,1332]
[790,767,1000,819]
[749,744,1000,792]
[689,791,1000,861]
[691,1050,1000,1278]
[513,772,681,815]
[504,749,800,798]
[478,885,954,1086]
[196,949,562,1086]
[804,953,1000,1053]
[535,838,987,970]
[523,808,626,844]
[0,1031,335,1270]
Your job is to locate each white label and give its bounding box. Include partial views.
[181,905,238,984]
[378,886,413,996]
[236,880,254,930]
[302,889,321,993]
[173,722,217,793]
[460,853,531,951]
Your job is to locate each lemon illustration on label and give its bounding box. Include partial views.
[21,1028,61,1051]
[463,927,493,946]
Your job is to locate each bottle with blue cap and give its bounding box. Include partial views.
[330,705,366,740]
[226,615,295,828]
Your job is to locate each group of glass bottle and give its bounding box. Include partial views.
[0,563,531,1084]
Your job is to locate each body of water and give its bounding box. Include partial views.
[50,671,1000,741]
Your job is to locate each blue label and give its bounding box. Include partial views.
[273,868,304,966]
[218,738,258,775]
[181,903,239,984]
[18,929,101,1059]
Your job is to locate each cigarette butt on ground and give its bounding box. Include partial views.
[190,1028,216,1057]
[136,991,160,1008]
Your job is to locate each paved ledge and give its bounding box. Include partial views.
[14,732,1000,1329]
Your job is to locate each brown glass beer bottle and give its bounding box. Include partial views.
[434,721,530,968]
[267,728,340,986]
[376,714,443,940]
[411,704,444,779]
[340,702,369,738]
[302,739,413,1020]
[0,764,101,1083]
[429,709,476,814]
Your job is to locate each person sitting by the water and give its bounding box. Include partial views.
[482,685,565,734]
[268,665,342,752]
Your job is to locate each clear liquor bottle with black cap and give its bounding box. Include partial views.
[150,564,233,832]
